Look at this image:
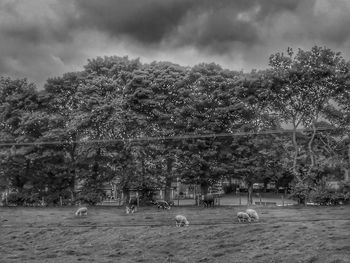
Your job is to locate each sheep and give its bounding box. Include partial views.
[202,195,214,207]
[237,212,251,223]
[126,204,136,214]
[126,198,138,213]
[75,207,88,216]
[246,208,259,222]
[175,215,189,227]
[154,200,171,210]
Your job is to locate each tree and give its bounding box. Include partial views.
[174,63,252,194]
[72,56,157,199]
[40,72,85,198]
[227,71,282,203]
[121,61,190,200]
[324,59,350,181]
[268,46,348,186]
[0,77,40,193]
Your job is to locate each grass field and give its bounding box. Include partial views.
[0,205,349,263]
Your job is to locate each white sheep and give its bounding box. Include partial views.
[126,205,136,214]
[246,208,259,222]
[175,215,189,227]
[155,200,171,210]
[75,207,88,216]
[237,212,251,223]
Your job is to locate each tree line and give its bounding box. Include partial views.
[1,46,349,205]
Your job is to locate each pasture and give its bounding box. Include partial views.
[0,205,349,263]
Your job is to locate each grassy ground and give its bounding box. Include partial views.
[0,205,349,263]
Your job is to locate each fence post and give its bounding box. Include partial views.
[177,193,180,207]
[239,194,241,205]
[259,195,262,205]
[60,196,63,206]
[282,195,284,206]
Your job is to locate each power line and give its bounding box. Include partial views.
[0,126,343,147]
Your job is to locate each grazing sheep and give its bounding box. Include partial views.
[175,215,189,227]
[155,200,171,210]
[126,198,138,212]
[75,207,88,216]
[126,204,136,214]
[202,195,214,207]
[246,209,259,222]
[237,212,251,223]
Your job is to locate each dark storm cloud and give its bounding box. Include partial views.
[75,0,197,44]
[0,0,80,87]
[73,0,350,60]
[74,0,305,48]
[74,0,350,51]
[1,0,350,89]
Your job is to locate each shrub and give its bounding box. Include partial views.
[6,192,24,206]
[41,189,73,206]
[289,181,310,204]
[310,188,350,206]
[339,181,350,193]
[25,193,41,206]
[6,192,40,206]
[44,192,61,206]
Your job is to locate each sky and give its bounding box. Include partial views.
[1,0,350,89]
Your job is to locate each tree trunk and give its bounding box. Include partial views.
[91,147,101,191]
[200,183,209,195]
[19,159,31,192]
[15,174,25,193]
[69,133,77,200]
[141,151,145,187]
[123,188,130,204]
[164,158,173,202]
[344,138,350,182]
[307,121,317,176]
[70,169,76,201]
[292,125,300,181]
[247,181,253,205]
[263,181,268,193]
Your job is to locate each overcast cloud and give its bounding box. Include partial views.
[1,0,350,89]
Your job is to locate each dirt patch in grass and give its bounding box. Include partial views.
[0,206,349,262]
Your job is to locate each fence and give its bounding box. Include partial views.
[0,191,297,207]
[98,192,297,207]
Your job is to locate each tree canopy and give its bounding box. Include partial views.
[1,47,349,205]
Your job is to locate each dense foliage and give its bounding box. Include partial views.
[1,47,350,205]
